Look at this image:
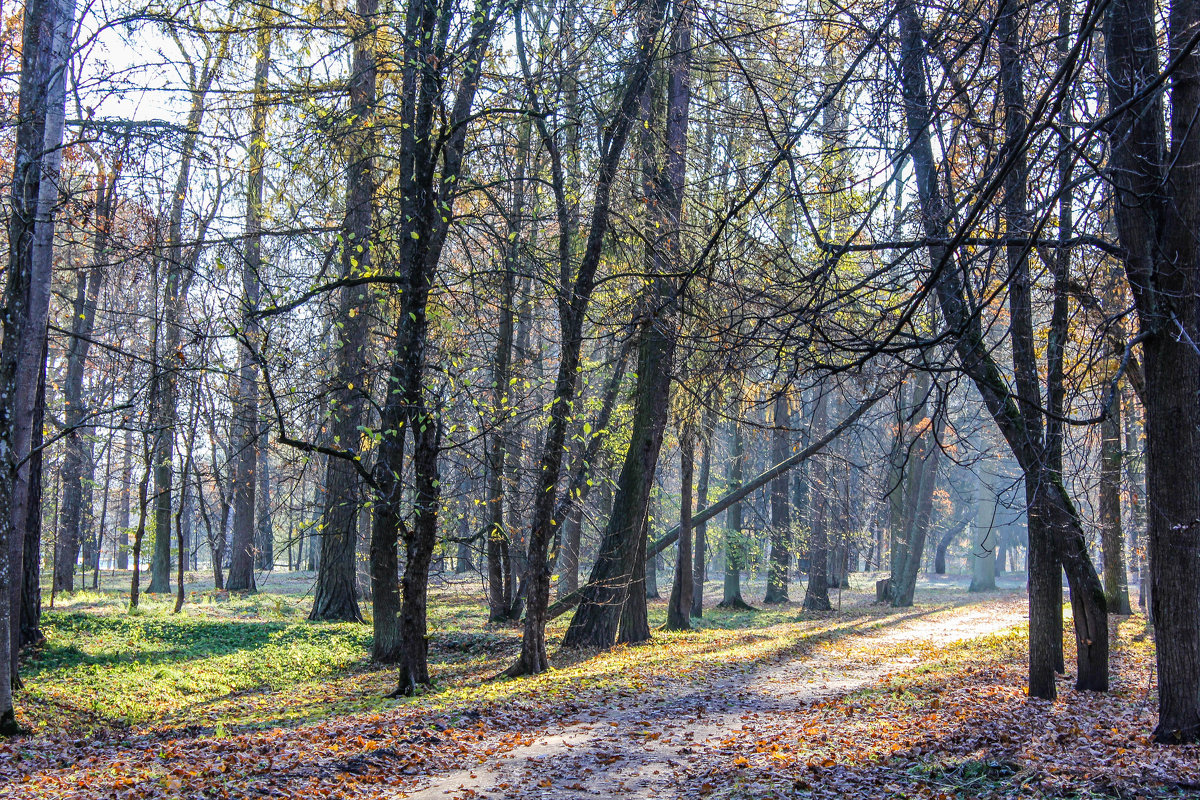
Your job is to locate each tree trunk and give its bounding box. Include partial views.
[20,346,46,646]
[309,0,377,624]
[1099,392,1131,614]
[117,427,131,570]
[228,13,271,593]
[887,372,940,607]
[891,412,941,607]
[691,417,712,618]
[148,50,220,596]
[617,514,651,644]
[667,426,694,629]
[898,0,1106,699]
[2,0,75,728]
[54,175,112,594]
[1123,389,1147,610]
[558,504,582,598]
[558,3,679,652]
[802,390,831,611]
[764,393,790,603]
[371,0,503,687]
[720,418,751,609]
[129,442,153,610]
[256,446,272,571]
[484,120,525,624]
[514,0,670,670]
[969,463,998,592]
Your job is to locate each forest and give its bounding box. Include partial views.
[2,0,1200,794]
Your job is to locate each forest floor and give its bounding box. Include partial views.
[2,571,1198,799]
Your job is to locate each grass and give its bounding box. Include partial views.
[16,569,1025,737]
[12,570,1193,800]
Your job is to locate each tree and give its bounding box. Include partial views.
[1105,0,1200,742]
[308,0,375,625]
[763,392,791,603]
[1,0,75,735]
[507,0,670,672]
[148,30,226,596]
[895,0,1108,698]
[227,2,273,594]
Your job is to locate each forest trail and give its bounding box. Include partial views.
[405,594,1027,799]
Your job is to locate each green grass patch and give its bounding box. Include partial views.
[23,610,371,726]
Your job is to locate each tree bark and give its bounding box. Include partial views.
[1107,0,1200,730]
[228,10,271,593]
[617,514,651,644]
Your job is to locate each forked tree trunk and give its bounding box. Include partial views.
[898,0,1106,698]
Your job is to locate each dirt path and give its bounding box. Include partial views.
[403,597,1026,799]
